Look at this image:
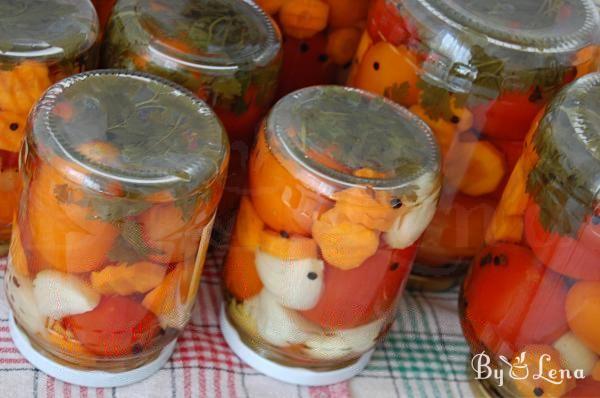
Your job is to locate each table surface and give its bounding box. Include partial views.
[0,251,478,398]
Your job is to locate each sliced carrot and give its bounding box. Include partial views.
[312,208,380,269]
[91,261,166,295]
[575,45,599,79]
[326,27,362,66]
[324,0,369,28]
[224,239,263,300]
[497,157,530,216]
[259,229,318,260]
[485,213,524,245]
[8,223,29,277]
[142,263,192,329]
[332,187,397,231]
[347,30,373,83]
[233,197,264,250]
[279,0,330,39]
[444,138,506,197]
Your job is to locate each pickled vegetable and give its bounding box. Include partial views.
[222,86,440,373]
[349,0,600,286]
[5,71,228,372]
[461,74,600,396]
[0,0,98,253]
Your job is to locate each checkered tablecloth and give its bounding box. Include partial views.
[0,251,476,398]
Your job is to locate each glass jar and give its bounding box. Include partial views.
[348,0,600,290]
[461,73,600,397]
[220,86,441,385]
[0,0,98,256]
[5,70,228,387]
[256,0,369,98]
[101,0,282,239]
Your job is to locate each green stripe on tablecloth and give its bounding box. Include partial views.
[363,288,472,397]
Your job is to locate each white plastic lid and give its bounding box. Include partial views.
[10,312,177,388]
[220,306,374,386]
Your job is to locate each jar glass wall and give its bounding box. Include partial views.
[5,71,228,377]
[221,86,441,383]
[256,0,369,98]
[101,0,282,239]
[461,73,600,397]
[348,0,600,290]
[0,0,99,255]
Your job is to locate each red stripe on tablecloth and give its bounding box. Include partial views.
[183,364,192,398]
[46,376,55,398]
[0,253,354,398]
[63,381,71,398]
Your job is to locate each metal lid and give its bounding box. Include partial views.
[30,70,229,195]
[404,0,599,53]
[536,72,600,191]
[527,73,600,236]
[112,0,280,72]
[0,0,98,63]
[266,86,440,192]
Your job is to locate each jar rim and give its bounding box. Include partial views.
[397,0,599,54]
[31,69,229,195]
[0,0,98,63]
[130,0,281,72]
[266,85,441,192]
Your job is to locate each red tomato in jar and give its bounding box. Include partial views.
[214,85,266,142]
[463,243,569,358]
[301,244,416,329]
[367,0,415,45]
[473,91,545,141]
[276,33,337,98]
[65,296,160,357]
[525,201,600,281]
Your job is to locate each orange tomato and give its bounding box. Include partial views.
[352,42,420,107]
[279,0,330,39]
[444,138,507,197]
[27,162,119,273]
[249,128,332,236]
[566,281,600,355]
